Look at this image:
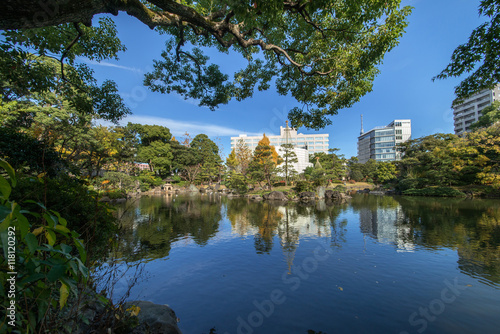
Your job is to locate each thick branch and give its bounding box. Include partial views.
[0,0,335,76]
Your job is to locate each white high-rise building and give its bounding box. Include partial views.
[452,84,500,135]
[275,146,312,175]
[231,121,324,174]
[357,119,411,163]
[231,122,329,155]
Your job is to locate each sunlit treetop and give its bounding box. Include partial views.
[0,0,412,129]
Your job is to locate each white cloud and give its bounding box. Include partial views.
[80,58,143,73]
[113,115,262,137]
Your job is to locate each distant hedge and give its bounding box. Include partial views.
[402,187,466,197]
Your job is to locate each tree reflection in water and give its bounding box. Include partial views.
[113,193,500,286]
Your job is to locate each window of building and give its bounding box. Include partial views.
[396,136,402,140]
[375,136,395,142]
[395,130,402,134]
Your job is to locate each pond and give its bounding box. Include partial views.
[110,194,500,334]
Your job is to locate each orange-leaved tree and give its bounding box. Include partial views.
[249,134,283,190]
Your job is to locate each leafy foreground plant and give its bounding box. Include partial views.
[0,161,141,333]
[0,160,89,332]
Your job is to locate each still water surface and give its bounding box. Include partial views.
[112,194,500,334]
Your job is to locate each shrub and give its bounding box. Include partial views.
[397,178,420,191]
[403,187,466,197]
[294,180,314,193]
[102,171,135,191]
[227,173,249,194]
[10,174,117,260]
[105,189,127,199]
[0,161,89,332]
[333,185,347,192]
[350,170,363,182]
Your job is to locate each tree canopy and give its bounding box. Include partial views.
[0,0,411,129]
[434,0,500,100]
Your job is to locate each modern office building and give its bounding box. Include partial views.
[231,122,329,155]
[452,84,500,135]
[357,119,411,163]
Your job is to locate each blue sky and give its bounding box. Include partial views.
[89,0,486,159]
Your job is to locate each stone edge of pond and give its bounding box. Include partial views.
[122,300,183,334]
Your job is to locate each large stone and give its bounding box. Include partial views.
[298,191,316,201]
[316,186,326,199]
[262,191,287,201]
[187,184,199,192]
[123,301,182,334]
[325,190,351,201]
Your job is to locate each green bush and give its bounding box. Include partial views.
[333,185,347,192]
[227,173,249,194]
[102,171,135,191]
[294,180,314,193]
[0,161,90,332]
[350,169,364,182]
[403,187,466,197]
[397,178,421,191]
[137,171,163,191]
[104,189,127,199]
[10,175,117,260]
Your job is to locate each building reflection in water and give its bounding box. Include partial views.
[358,204,415,252]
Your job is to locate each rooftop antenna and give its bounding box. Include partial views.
[360,114,364,135]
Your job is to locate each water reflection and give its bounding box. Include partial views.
[115,193,222,261]
[114,194,500,286]
[353,194,500,286]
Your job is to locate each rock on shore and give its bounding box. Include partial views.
[123,301,183,334]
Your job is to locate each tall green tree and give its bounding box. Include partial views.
[469,101,500,131]
[434,0,500,100]
[452,123,500,188]
[129,123,173,176]
[310,149,347,184]
[190,134,222,184]
[375,161,397,183]
[0,19,129,122]
[1,1,411,129]
[397,134,460,187]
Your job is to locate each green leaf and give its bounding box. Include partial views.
[0,214,12,233]
[43,212,58,228]
[24,200,47,211]
[60,243,72,254]
[0,160,16,187]
[47,265,66,282]
[45,229,56,246]
[59,282,70,309]
[19,273,45,285]
[25,233,39,254]
[15,211,30,239]
[0,230,10,261]
[55,225,70,234]
[74,238,86,263]
[0,175,11,199]
[51,211,67,227]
